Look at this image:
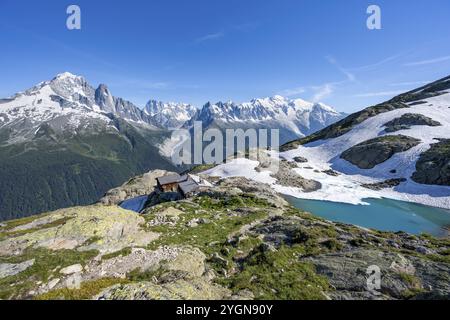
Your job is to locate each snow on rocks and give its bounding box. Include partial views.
[204,91,450,209]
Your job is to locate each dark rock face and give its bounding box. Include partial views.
[308,249,450,300]
[94,84,155,125]
[293,156,308,163]
[361,178,407,191]
[384,113,441,133]
[341,135,421,169]
[322,169,340,177]
[412,139,450,186]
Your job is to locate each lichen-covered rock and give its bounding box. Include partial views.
[307,249,450,300]
[341,135,421,169]
[95,277,232,300]
[162,247,206,279]
[86,247,180,280]
[146,207,183,226]
[0,205,159,256]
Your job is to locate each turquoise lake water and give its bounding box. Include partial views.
[284,196,450,237]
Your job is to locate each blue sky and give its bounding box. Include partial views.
[1,0,450,113]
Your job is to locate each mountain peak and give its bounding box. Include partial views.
[55,72,82,79]
[271,95,287,102]
[96,84,111,96]
[144,100,197,129]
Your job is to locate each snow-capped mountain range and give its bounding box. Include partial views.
[0,72,345,145]
[185,96,345,141]
[0,72,159,144]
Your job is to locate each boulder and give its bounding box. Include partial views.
[322,169,340,177]
[341,135,421,169]
[293,156,308,163]
[412,139,450,186]
[270,160,322,192]
[384,113,441,133]
[60,264,83,275]
[0,205,159,256]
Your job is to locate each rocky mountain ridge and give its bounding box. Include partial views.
[184,95,345,143]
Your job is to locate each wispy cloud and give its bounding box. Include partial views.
[353,90,403,98]
[195,32,225,43]
[280,86,306,97]
[280,56,353,101]
[194,21,260,44]
[404,55,450,67]
[312,84,334,102]
[325,56,356,82]
[348,53,404,72]
[281,83,335,102]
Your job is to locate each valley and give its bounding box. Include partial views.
[0,72,344,221]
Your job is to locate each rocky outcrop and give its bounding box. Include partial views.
[361,178,407,191]
[256,154,321,192]
[93,246,237,300]
[412,139,450,186]
[322,169,340,177]
[0,260,35,279]
[308,249,450,300]
[212,177,288,209]
[99,170,177,205]
[95,278,232,300]
[384,113,441,133]
[270,167,322,192]
[0,205,158,256]
[293,156,308,163]
[225,213,450,300]
[341,135,421,169]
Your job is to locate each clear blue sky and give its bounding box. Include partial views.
[1,0,450,112]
